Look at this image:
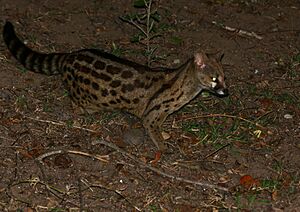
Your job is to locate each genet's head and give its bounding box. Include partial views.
[193,51,228,97]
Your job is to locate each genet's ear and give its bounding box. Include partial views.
[205,51,224,62]
[194,52,207,69]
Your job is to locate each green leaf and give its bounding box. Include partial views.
[149,20,155,32]
[150,11,160,22]
[111,42,123,57]
[130,33,144,43]
[134,0,148,8]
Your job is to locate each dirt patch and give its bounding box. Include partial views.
[0,0,299,211]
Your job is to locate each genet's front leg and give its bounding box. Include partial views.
[143,111,169,151]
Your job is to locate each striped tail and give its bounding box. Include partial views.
[3,21,66,75]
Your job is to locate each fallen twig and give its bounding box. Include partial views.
[212,21,263,40]
[37,149,109,163]
[24,115,97,133]
[203,143,231,160]
[95,139,229,192]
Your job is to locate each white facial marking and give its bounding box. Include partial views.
[211,81,217,88]
[217,90,225,95]
[212,77,217,82]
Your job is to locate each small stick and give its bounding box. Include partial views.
[37,149,109,163]
[24,115,97,133]
[203,143,231,160]
[95,139,229,192]
[212,21,263,40]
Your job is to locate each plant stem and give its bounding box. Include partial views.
[145,0,152,66]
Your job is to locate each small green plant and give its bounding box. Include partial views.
[15,95,28,109]
[277,52,300,78]
[260,179,280,191]
[289,53,300,77]
[82,113,99,125]
[288,175,299,194]
[66,119,74,128]
[148,204,160,212]
[120,0,161,66]
[63,89,69,97]
[99,111,121,124]
[246,194,258,207]
[111,42,124,57]
[292,52,300,67]
[234,193,244,209]
[181,120,224,145]
[234,192,271,210]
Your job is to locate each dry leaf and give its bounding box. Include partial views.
[18,149,33,159]
[272,190,278,201]
[161,131,171,140]
[240,175,260,189]
[23,208,34,212]
[150,151,161,164]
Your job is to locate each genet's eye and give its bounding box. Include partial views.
[212,77,217,82]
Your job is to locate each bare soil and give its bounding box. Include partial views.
[0,0,299,211]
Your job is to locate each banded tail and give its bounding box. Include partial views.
[3,21,66,75]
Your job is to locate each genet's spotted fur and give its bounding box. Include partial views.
[3,21,228,150]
